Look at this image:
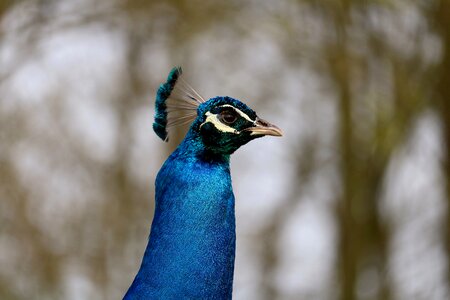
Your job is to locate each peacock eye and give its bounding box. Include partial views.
[219,110,238,125]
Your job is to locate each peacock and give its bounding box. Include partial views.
[124,67,282,299]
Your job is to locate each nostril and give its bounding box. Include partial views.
[256,118,271,127]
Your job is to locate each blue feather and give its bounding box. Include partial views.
[153,66,182,141]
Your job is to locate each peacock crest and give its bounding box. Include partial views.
[153,67,205,141]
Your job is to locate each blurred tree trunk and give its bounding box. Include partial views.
[329,3,392,300]
[0,0,14,17]
[432,0,450,291]
[332,23,358,300]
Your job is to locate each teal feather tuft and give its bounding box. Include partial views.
[153,66,182,141]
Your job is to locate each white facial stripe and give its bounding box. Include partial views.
[200,112,239,134]
[218,104,255,123]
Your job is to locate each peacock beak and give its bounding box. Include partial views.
[246,118,283,137]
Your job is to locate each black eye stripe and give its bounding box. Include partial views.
[218,106,237,114]
[220,108,237,116]
[209,104,256,124]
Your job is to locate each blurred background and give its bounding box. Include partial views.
[1,0,449,299]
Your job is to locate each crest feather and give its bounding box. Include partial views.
[153,67,205,142]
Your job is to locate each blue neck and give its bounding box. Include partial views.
[125,131,236,299]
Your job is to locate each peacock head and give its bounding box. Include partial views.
[153,67,282,155]
[192,96,281,154]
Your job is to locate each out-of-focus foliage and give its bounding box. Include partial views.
[0,0,449,299]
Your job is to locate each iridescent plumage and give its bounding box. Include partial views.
[124,67,282,299]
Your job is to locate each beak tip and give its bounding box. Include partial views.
[272,127,283,137]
